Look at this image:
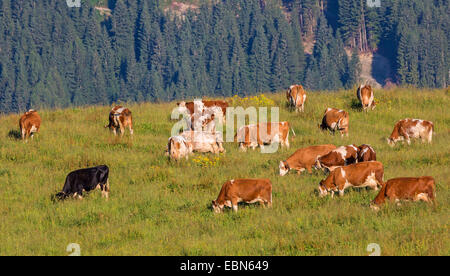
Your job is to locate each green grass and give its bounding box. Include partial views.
[0,88,448,256]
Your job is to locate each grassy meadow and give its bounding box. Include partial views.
[0,88,448,256]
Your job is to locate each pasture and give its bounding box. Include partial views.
[0,88,448,256]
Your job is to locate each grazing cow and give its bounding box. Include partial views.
[286,84,307,113]
[236,122,293,151]
[387,119,434,146]
[19,109,41,141]
[105,106,134,136]
[319,108,349,137]
[357,84,376,111]
[55,165,110,200]
[318,161,384,197]
[181,131,225,154]
[279,144,337,176]
[212,179,272,213]
[357,144,377,162]
[371,177,435,210]
[315,144,359,173]
[178,100,229,118]
[167,136,193,161]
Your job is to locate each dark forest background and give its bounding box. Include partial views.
[0,0,448,113]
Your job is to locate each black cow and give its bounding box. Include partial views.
[55,165,110,200]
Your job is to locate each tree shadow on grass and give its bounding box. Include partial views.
[8,130,22,140]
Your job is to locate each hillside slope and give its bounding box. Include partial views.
[0,88,448,255]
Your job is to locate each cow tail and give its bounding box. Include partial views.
[291,127,296,137]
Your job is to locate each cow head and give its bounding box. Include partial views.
[314,158,323,170]
[314,158,330,173]
[53,192,68,201]
[279,161,290,176]
[369,201,381,211]
[318,178,337,198]
[386,137,396,147]
[211,200,224,213]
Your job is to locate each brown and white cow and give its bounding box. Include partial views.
[191,106,223,132]
[318,161,384,197]
[279,144,337,176]
[19,109,41,141]
[319,108,349,137]
[236,122,293,151]
[166,136,193,161]
[371,177,435,211]
[105,106,134,136]
[315,144,359,173]
[387,119,434,146]
[178,100,229,118]
[357,84,376,111]
[287,84,307,113]
[180,131,225,154]
[357,144,377,162]
[212,179,272,213]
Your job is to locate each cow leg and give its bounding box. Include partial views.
[284,136,290,149]
[213,144,220,154]
[231,198,238,212]
[239,143,247,152]
[102,179,110,199]
[427,132,433,143]
[73,192,83,200]
[259,200,266,208]
[405,137,411,145]
[375,171,384,190]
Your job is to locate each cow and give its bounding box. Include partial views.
[191,106,223,132]
[177,100,229,118]
[236,122,294,151]
[212,179,272,213]
[370,177,436,211]
[180,131,225,154]
[105,106,134,136]
[315,144,359,173]
[167,136,193,161]
[279,144,337,176]
[357,84,376,111]
[319,108,349,137]
[318,161,384,197]
[387,119,434,146]
[55,165,110,200]
[19,109,41,141]
[357,144,377,162]
[286,84,307,113]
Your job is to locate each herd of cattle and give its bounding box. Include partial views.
[17,84,436,212]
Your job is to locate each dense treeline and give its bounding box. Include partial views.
[0,0,448,113]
